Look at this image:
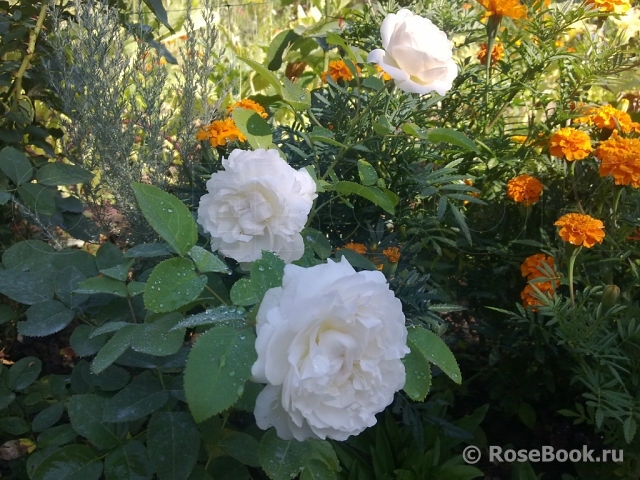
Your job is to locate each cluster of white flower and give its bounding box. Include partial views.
[195,8,455,441]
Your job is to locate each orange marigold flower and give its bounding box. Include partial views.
[196,118,247,147]
[382,247,401,263]
[520,281,556,310]
[554,213,605,248]
[342,242,368,255]
[227,99,268,119]
[549,127,592,161]
[520,253,557,280]
[477,0,527,19]
[576,104,634,133]
[506,174,543,206]
[585,0,631,13]
[321,60,360,83]
[375,64,392,81]
[477,42,504,66]
[594,133,640,188]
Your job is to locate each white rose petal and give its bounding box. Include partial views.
[196,148,317,263]
[368,8,458,95]
[251,257,409,441]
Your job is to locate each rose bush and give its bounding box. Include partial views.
[197,148,317,263]
[366,8,458,95]
[251,257,409,441]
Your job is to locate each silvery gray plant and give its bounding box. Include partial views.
[44,0,222,243]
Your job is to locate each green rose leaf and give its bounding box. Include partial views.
[67,394,121,449]
[131,182,197,256]
[184,326,256,422]
[259,430,340,480]
[69,325,108,357]
[35,424,76,449]
[17,183,59,216]
[143,257,207,313]
[91,325,136,374]
[2,239,55,270]
[230,251,285,306]
[28,444,102,480]
[36,162,94,186]
[188,245,229,274]
[131,313,185,356]
[147,412,200,480]
[0,146,33,185]
[74,276,129,297]
[32,402,65,433]
[18,300,75,337]
[302,227,332,260]
[0,270,54,305]
[103,371,169,422]
[220,431,260,467]
[407,326,461,385]
[8,356,42,391]
[104,440,154,480]
[231,108,273,150]
[171,306,246,331]
[402,346,433,402]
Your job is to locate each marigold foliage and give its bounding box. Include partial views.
[554,213,606,248]
[520,282,556,309]
[506,174,543,205]
[594,133,640,188]
[548,127,592,161]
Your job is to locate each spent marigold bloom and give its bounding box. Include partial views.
[382,247,401,263]
[477,0,527,19]
[554,213,605,248]
[585,0,631,13]
[196,118,247,147]
[506,174,543,206]
[321,60,360,83]
[549,127,592,161]
[520,253,557,280]
[342,242,368,255]
[594,133,640,188]
[227,99,268,119]
[477,42,504,66]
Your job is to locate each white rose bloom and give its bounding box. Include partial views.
[251,257,409,441]
[197,148,317,263]
[367,8,458,95]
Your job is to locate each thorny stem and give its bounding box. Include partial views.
[9,1,50,111]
